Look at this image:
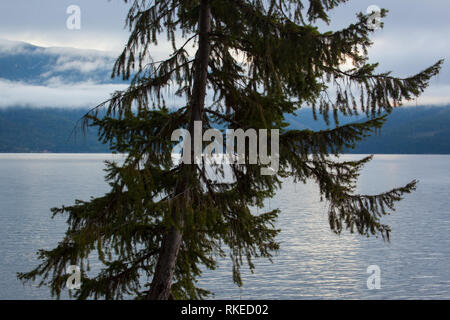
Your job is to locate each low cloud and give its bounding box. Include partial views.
[1,1,449,109]
[0,38,33,55]
[403,84,450,106]
[0,76,447,111]
[46,54,114,77]
[0,79,128,108]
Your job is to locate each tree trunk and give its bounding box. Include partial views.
[147,0,211,300]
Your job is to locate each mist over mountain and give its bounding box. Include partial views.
[0,40,449,154]
[0,39,120,85]
[0,39,128,109]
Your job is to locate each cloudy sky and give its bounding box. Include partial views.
[0,0,449,108]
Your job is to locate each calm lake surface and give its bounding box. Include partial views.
[0,154,449,299]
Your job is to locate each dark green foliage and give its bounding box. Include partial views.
[18,0,442,299]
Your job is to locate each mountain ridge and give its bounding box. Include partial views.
[0,40,449,154]
[0,106,449,154]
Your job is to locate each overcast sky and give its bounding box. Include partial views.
[0,0,449,107]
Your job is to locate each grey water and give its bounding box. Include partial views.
[0,154,449,299]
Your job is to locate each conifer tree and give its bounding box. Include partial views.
[19,0,442,299]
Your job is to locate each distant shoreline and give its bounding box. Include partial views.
[1,106,450,154]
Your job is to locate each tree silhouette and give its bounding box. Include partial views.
[19,0,442,299]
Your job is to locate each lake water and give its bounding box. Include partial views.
[0,154,449,299]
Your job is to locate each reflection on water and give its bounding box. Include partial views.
[0,154,449,299]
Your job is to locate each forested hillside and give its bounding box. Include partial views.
[0,106,449,153]
[0,108,108,152]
